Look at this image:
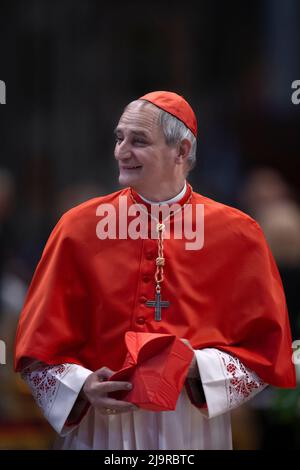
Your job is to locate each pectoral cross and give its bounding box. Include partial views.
[146,291,170,321]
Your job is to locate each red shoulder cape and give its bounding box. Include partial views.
[14,186,296,388]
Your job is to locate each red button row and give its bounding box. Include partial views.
[145,251,155,260]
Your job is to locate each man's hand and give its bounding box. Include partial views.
[81,366,138,415]
[181,338,200,379]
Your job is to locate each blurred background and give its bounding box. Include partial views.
[0,0,300,450]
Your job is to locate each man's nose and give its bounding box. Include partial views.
[115,140,132,160]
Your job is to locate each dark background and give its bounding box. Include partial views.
[0,0,299,450]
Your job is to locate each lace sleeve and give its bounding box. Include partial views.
[194,348,267,418]
[216,350,266,409]
[21,362,72,417]
[20,361,92,435]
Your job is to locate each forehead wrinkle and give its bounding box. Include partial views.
[119,101,160,134]
[115,127,151,138]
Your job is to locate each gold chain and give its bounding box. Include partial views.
[129,186,193,294]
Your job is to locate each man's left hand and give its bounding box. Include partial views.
[181,338,200,379]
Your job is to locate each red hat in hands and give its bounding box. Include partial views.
[109,331,194,411]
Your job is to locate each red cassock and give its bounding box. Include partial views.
[14,184,296,389]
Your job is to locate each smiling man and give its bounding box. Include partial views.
[115,95,193,201]
[15,91,295,450]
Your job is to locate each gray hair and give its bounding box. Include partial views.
[157,109,197,172]
[125,100,197,173]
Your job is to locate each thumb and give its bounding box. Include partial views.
[95,366,115,381]
[181,338,193,351]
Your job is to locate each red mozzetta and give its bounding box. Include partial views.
[15,184,296,388]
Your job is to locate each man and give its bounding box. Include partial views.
[14,91,295,450]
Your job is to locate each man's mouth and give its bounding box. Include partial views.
[121,166,142,170]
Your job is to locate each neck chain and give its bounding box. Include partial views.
[129,186,193,321]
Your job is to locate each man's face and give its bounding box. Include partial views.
[114,101,178,195]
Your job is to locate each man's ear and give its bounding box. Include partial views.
[175,139,191,165]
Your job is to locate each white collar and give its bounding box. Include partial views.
[138,182,187,205]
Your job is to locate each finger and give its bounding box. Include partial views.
[99,397,138,410]
[98,406,136,416]
[98,381,133,394]
[95,367,115,381]
[181,338,193,350]
[99,409,129,416]
[96,401,138,415]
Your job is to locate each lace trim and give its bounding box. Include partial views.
[21,363,71,416]
[216,350,265,409]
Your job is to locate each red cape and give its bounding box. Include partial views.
[14,185,296,388]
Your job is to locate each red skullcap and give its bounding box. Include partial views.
[139,90,197,137]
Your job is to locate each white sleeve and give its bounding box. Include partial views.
[195,348,267,418]
[21,361,93,436]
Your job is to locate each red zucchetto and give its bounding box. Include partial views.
[139,90,197,137]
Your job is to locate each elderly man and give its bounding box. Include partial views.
[15,91,295,450]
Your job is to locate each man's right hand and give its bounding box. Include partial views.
[81,366,137,415]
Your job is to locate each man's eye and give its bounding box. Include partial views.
[133,139,146,145]
[115,136,123,143]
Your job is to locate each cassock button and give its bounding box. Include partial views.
[146,251,155,260]
[136,316,146,325]
[142,275,150,283]
[139,296,147,304]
